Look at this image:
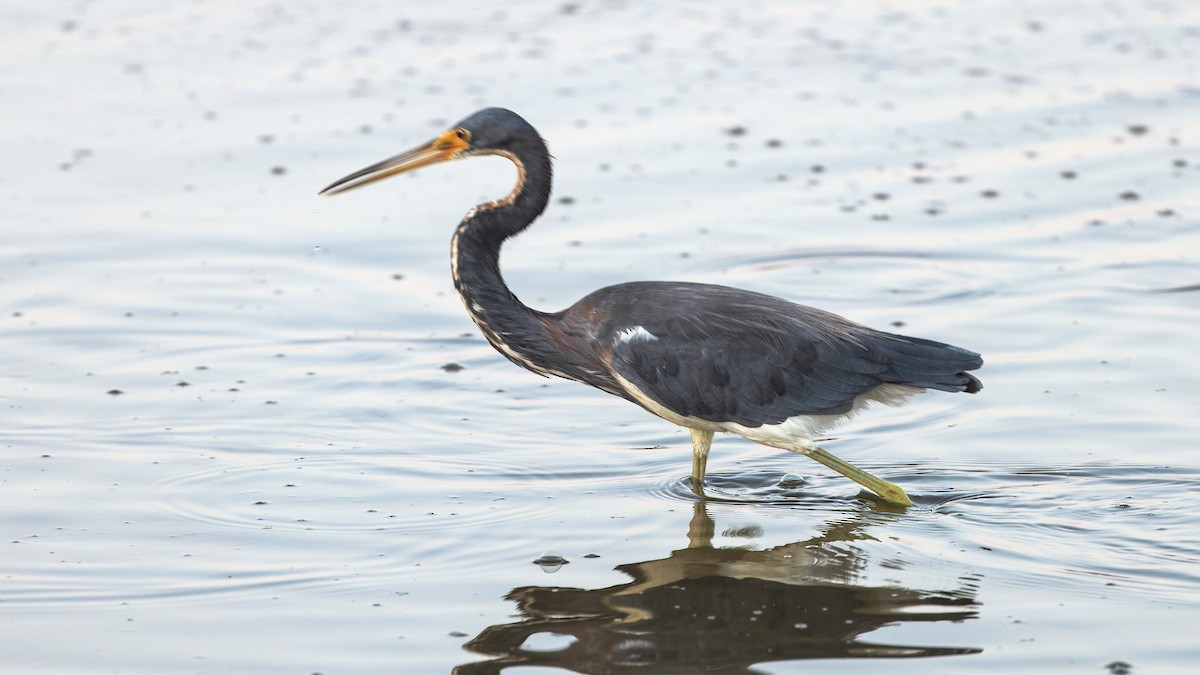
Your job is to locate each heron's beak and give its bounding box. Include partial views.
[319,129,470,196]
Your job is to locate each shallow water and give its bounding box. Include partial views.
[2,1,1199,673]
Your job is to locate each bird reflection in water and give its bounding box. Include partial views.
[456,503,981,674]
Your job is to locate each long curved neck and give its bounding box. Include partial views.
[450,143,560,376]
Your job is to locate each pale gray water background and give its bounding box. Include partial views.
[2,1,1199,673]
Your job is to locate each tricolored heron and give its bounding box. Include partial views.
[320,108,982,507]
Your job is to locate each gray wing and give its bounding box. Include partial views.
[568,282,981,428]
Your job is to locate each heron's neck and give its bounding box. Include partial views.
[450,146,559,375]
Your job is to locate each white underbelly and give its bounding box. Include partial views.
[612,372,922,453]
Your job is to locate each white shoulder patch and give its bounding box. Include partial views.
[615,325,659,345]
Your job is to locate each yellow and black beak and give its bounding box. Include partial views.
[319,128,471,196]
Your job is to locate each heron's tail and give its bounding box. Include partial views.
[870,332,983,394]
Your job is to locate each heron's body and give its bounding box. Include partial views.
[322,108,982,506]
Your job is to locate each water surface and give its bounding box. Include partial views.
[2,1,1198,673]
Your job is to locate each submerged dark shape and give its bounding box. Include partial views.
[454,503,982,674]
[321,107,983,506]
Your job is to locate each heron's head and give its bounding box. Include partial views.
[319,108,540,196]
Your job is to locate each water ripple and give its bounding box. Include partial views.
[706,247,1000,305]
[905,463,1200,601]
[155,455,554,535]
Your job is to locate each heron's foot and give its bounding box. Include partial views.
[689,475,707,499]
[807,446,913,507]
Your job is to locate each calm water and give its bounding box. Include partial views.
[2,1,1199,673]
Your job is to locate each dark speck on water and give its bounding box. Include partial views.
[533,551,568,572]
[776,472,807,488]
[441,363,464,372]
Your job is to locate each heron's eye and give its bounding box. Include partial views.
[454,128,470,143]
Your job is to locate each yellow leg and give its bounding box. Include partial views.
[689,428,714,495]
[687,501,715,548]
[807,445,913,507]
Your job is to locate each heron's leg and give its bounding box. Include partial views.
[807,445,913,507]
[687,501,715,548]
[689,429,714,496]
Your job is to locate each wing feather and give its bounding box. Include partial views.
[561,281,982,428]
